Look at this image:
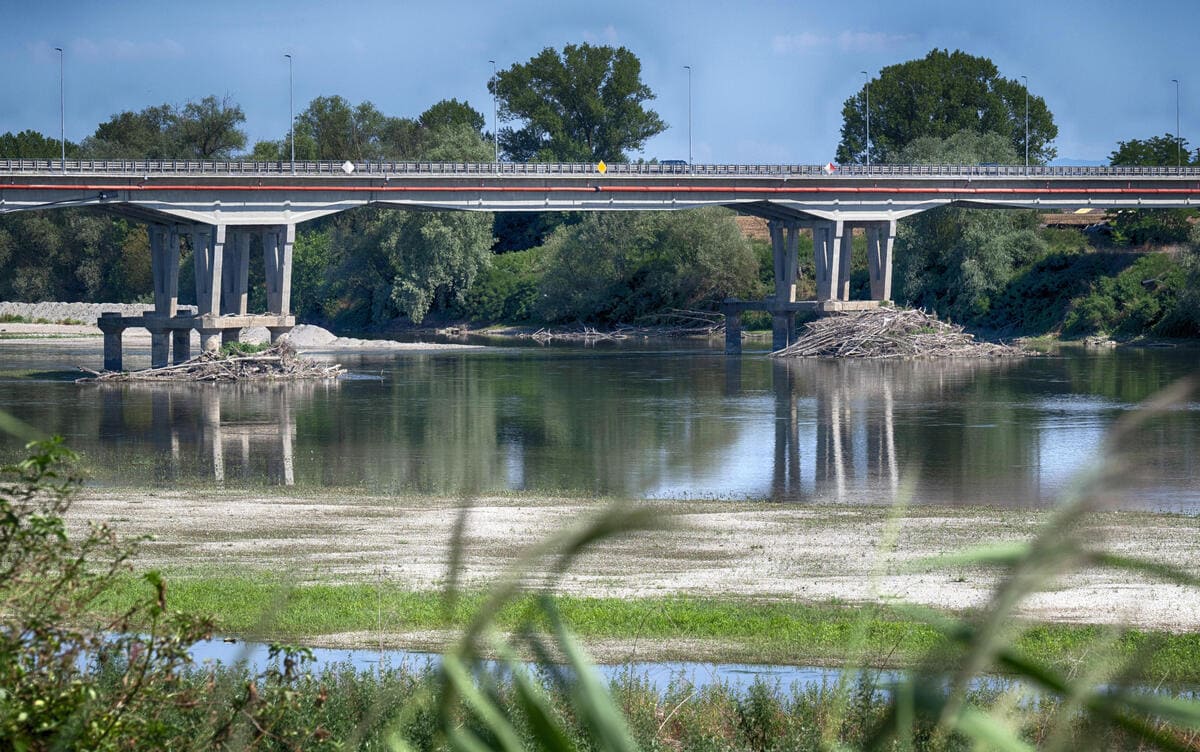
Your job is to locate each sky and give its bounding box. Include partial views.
[0,0,1194,166]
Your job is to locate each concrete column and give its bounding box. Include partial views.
[99,312,123,372]
[784,223,801,303]
[221,330,241,347]
[267,326,291,344]
[837,225,854,301]
[263,224,295,316]
[866,220,896,301]
[171,312,192,364]
[148,324,170,368]
[813,220,844,302]
[192,224,225,317]
[724,307,742,355]
[771,312,794,351]
[222,231,251,315]
[149,225,181,317]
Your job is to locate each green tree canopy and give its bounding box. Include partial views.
[535,209,761,323]
[893,131,1046,321]
[80,96,246,159]
[836,49,1056,165]
[0,130,78,159]
[418,98,486,134]
[251,97,488,162]
[491,43,666,162]
[1107,133,1197,245]
[1110,133,1196,167]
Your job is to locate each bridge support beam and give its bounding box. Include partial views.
[865,220,896,302]
[813,220,844,302]
[98,222,296,371]
[263,225,295,317]
[769,219,803,350]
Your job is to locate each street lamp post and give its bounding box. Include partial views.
[1021,75,1029,173]
[684,65,693,170]
[489,60,499,165]
[285,54,295,174]
[55,47,64,171]
[861,71,870,171]
[1172,79,1181,168]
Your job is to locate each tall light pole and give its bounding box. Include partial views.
[1021,75,1029,172]
[684,65,693,169]
[1172,78,1181,168]
[489,60,499,164]
[285,54,295,174]
[55,47,65,171]
[861,71,870,171]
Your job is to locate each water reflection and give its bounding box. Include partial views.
[0,346,1196,509]
[94,382,327,486]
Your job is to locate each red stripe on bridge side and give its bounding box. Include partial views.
[2,183,1199,196]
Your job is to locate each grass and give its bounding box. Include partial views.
[96,576,1200,684]
[0,313,87,325]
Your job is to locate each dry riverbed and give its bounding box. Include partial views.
[69,487,1200,652]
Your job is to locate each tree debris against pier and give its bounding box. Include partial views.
[77,342,345,382]
[772,308,1026,359]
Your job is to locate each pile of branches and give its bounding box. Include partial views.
[77,342,345,382]
[773,308,1026,359]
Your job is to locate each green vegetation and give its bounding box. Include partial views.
[219,340,272,357]
[837,49,1057,165]
[491,43,666,163]
[94,577,1200,684]
[0,313,85,325]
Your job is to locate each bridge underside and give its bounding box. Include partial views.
[2,171,1197,363]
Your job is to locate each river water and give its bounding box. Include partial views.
[0,339,1197,510]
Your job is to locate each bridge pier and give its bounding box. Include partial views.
[724,216,897,355]
[99,221,296,371]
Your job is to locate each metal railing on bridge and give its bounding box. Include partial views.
[2,159,1200,178]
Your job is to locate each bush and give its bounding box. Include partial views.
[536,208,762,324]
[1062,252,1185,337]
[459,246,548,322]
[0,438,212,750]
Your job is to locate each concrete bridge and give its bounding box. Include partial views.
[3,159,1199,364]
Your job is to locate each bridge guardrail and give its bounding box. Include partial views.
[2,158,1200,178]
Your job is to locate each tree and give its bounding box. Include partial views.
[535,208,762,323]
[170,96,247,158]
[1108,134,1198,245]
[419,98,486,134]
[79,97,246,159]
[294,95,389,160]
[836,49,1057,165]
[893,131,1048,322]
[490,43,666,162]
[1110,133,1195,167]
[0,130,77,158]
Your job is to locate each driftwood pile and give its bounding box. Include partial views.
[77,342,345,382]
[773,308,1026,359]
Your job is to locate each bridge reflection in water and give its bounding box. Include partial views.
[751,358,1025,505]
[97,382,333,486]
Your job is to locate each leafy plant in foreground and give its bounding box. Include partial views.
[0,438,212,750]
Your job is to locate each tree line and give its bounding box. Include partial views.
[1,45,1197,337]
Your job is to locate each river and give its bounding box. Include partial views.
[0,339,1197,510]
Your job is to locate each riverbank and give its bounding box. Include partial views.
[70,487,1200,668]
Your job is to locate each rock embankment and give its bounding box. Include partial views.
[0,301,176,325]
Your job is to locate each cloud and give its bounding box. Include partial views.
[835,30,912,53]
[771,32,825,54]
[582,24,620,45]
[772,29,912,55]
[29,37,186,63]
